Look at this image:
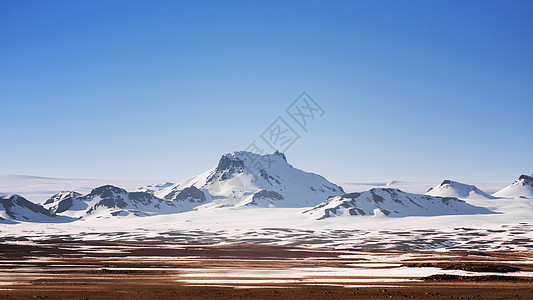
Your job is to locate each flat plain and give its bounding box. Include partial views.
[0,241,532,299]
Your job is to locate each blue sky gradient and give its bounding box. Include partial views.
[1,0,532,182]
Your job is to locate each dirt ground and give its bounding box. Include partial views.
[0,241,532,299]
[2,283,533,300]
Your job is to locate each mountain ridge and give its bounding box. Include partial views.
[303,188,495,220]
[426,180,493,199]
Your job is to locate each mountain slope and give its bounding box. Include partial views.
[493,175,533,198]
[426,180,493,199]
[303,188,494,219]
[155,151,344,208]
[43,191,83,214]
[0,194,63,223]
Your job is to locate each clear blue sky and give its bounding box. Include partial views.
[1,0,532,183]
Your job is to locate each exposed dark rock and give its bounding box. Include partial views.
[0,195,52,219]
[83,185,128,199]
[259,169,282,185]
[273,150,287,162]
[253,190,285,201]
[165,187,206,203]
[518,175,533,185]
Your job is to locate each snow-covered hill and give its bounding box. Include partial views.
[43,185,187,219]
[494,175,533,198]
[426,180,493,199]
[303,188,494,219]
[0,194,60,223]
[155,151,344,208]
[43,191,83,214]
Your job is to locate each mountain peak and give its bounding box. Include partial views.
[1,194,54,222]
[43,191,83,214]
[273,150,287,162]
[158,150,343,208]
[209,151,292,183]
[518,175,533,185]
[214,153,245,175]
[228,150,290,165]
[426,180,492,199]
[494,174,533,198]
[87,185,128,197]
[440,180,454,186]
[43,191,81,206]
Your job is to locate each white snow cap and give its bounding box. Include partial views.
[493,175,533,198]
[426,180,492,199]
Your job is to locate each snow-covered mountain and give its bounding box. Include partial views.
[0,194,59,223]
[426,180,493,199]
[8,149,346,221]
[303,188,494,220]
[43,185,186,219]
[154,151,344,208]
[494,175,533,198]
[43,191,83,214]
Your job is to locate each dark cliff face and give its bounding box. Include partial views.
[85,197,128,214]
[54,197,74,214]
[252,190,285,201]
[216,155,244,171]
[273,150,288,162]
[164,186,206,203]
[45,192,82,214]
[518,175,533,186]
[127,192,164,207]
[81,185,129,214]
[212,154,245,181]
